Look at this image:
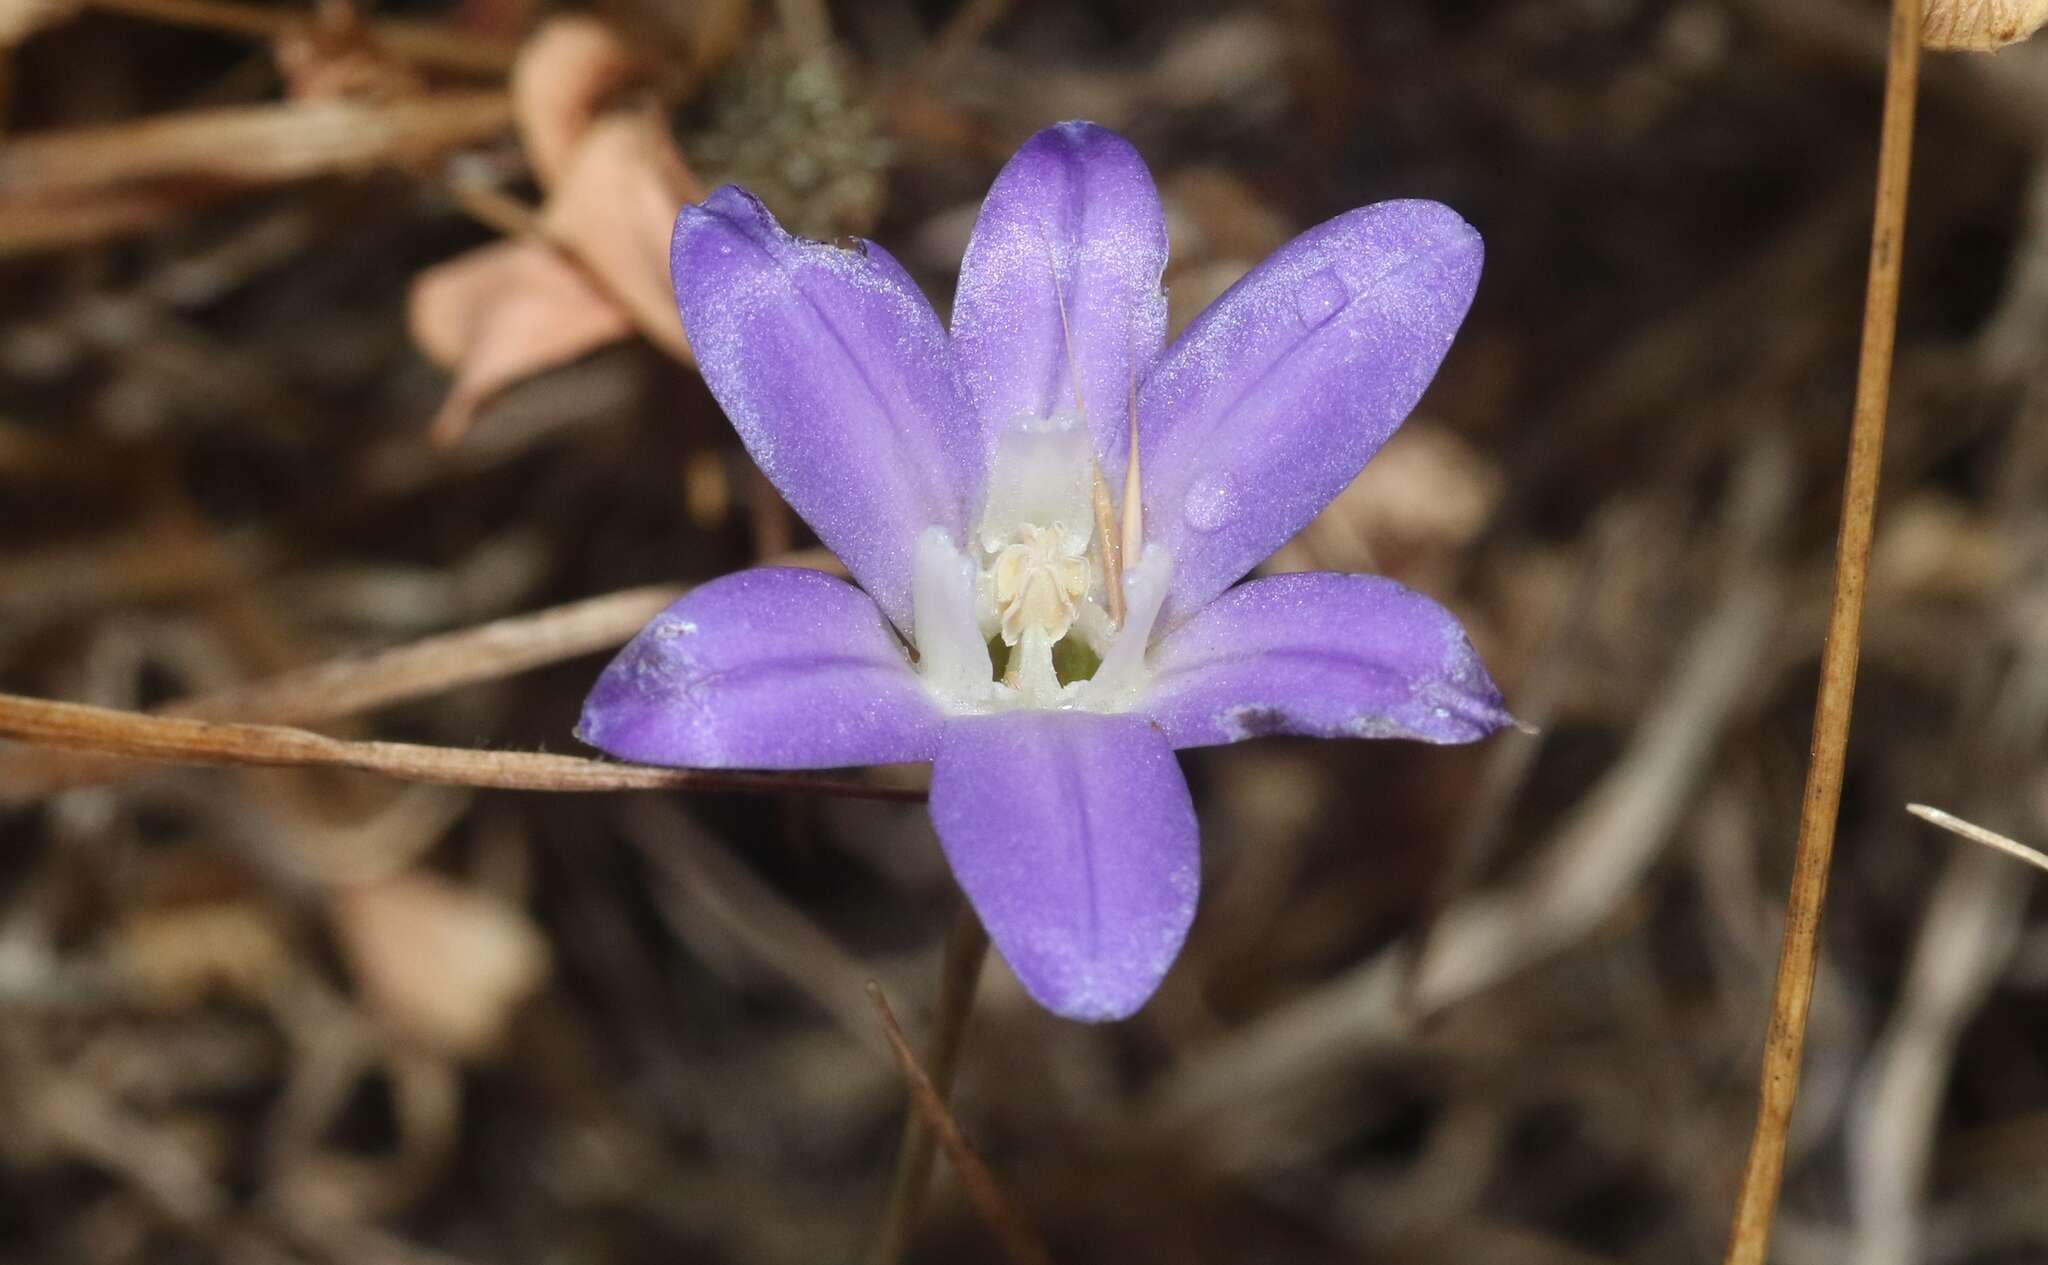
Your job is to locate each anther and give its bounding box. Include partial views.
[1091,458,1124,627]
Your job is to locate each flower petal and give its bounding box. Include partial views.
[930,710,1198,1021]
[1137,201,1483,626]
[673,187,978,630]
[1141,571,1511,749]
[577,567,945,769]
[951,122,1168,474]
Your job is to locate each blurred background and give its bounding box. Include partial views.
[4,0,2048,1262]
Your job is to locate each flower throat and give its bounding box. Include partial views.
[911,410,1169,714]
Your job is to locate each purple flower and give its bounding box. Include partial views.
[578,122,1511,1021]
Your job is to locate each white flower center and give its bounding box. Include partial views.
[911,412,1170,713]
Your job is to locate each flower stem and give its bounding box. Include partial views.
[1722,1,1921,1262]
[867,902,990,1265]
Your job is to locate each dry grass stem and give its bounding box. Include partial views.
[868,903,990,1265]
[0,94,512,196]
[81,0,518,72]
[1723,1,1923,1261]
[182,585,683,727]
[866,983,1053,1265]
[0,693,923,800]
[0,585,683,796]
[1907,804,2048,872]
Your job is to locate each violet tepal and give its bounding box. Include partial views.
[578,121,1512,1021]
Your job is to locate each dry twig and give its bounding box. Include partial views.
[0,693,923,801]
[1723,1,1923,1260]
[182,585,682,726]
[79,0,517,73]
[866,983,1053,1265]
[0,94,511,195]
[1907,804,2048,872]
[0,585,683,797]
[868,904,990,1265]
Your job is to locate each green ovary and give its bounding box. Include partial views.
[1052,635,1102,686]
[989,632,1103,688]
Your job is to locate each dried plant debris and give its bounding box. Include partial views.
[1923,0,2048,49]
[409,16,700,444]
[0,0,77,48]
[684,41,891,241]
[5,2,2048,1264]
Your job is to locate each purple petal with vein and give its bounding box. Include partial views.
[577,567,945,769]
[929,710,1198,1021]
[1136,201,1483,627]
[673,186,977,630]
[1141,571,1511,750]
[951,121,1167,475]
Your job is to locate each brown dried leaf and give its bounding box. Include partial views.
[408,239,634,446]
[541,111,699,356]
[330,872,550,1058]
[409,19,700,441]
[511,15,642,189]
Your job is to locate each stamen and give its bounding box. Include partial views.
[1049,244,1125,628]
[1121,367,1143,568]
[1091,458,1124,627]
